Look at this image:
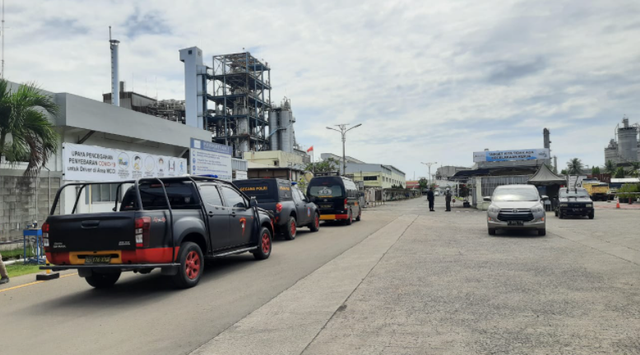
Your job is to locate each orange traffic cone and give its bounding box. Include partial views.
[616,198,620,209]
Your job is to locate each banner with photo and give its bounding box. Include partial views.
[62,142,187,182]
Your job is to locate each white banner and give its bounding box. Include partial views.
[473,148,550,162]
[63,143,187,182]
[190,139,233,181]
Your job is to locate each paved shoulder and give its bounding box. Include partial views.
[191,214,418,355]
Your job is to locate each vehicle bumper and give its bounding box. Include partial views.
[487,219,546,230]
[559,208,593,216]
[319,214,349,221]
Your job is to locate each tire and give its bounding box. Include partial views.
[488,228,496,236]
[588,212,594,220]
[309,213,320,232]
[85,271,121,289]
[253,227,272,260]
[345,209,353,226]
[172,242,204,289]
[558,211,564,219]
[355,208,362,221]
[538,229,546,236]
[284,216,297,240]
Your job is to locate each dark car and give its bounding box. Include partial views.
[234,178,320,240]
[307,175,362,225]
[556,187,594,219]
[42,176,274,289]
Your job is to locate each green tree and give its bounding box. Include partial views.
[566,158,584,175]
[628,162,640,178]
[605,160,616,174]
[591,166,600,175]
[306,157,339,174]
[418,178,428,189]
[560,169,568,175]
[0,80,58,175]
[614,167,625,178]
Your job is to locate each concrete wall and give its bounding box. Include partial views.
[243,150,303,168]
[0,170,62,242]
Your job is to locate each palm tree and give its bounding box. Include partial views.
[605,160,616,174]
[0,80,58,175]
[566,158,584,175]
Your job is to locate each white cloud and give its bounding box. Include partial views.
[5,0,640,176]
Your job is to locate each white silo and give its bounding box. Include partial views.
[618,118,639,162]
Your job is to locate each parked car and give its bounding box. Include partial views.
[42,176,274,289]
[556,187,594,219]
[234,178,320,240]
[485,184,547,236]
[307,175,362,225]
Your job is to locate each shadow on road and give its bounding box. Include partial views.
[491,230,547,238]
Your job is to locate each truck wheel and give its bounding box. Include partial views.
[172,242,204,289]
[558,211,564,219]
[345,210,353,226]
[284,216,297,240]
[253,227,272,260]
[309,213,320,232]
[488,228,496,236]
[355,208,362,221]
[588,212,594,220]
[85,271,121,289]
[538,229,546,236]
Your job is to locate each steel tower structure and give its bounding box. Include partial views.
[207,52,271,158]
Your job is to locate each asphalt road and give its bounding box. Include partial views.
[0,208,400,355]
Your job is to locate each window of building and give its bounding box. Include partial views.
[363,176,378,181]
[85,184,120,203]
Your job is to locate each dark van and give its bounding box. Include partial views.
[307,176,362,225]
[234,178,320,240]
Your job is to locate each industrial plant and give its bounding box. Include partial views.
[604,116,640,165]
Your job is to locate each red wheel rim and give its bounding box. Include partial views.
[290,220,296,237]
[185,251,201,280]
[315,215,319,228]
[262,233,271,254]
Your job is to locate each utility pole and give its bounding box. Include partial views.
[421,162,437,186]
[2,0,5,79]
[327,123,362,176]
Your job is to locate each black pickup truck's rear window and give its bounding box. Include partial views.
[121,182,201,210]
[235,179,292,203]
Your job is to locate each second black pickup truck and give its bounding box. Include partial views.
[234,178,320,240]
[42,176,274,289]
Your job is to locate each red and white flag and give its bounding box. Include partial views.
[306,146,314,153]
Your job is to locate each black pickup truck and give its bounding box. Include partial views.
[41,176,274,289]
[234,178,320,240]
[556,187,594,219]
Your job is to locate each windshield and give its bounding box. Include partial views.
[560,190,590,198]
[492,188,540,202]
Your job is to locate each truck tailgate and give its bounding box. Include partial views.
[47,212,137,252]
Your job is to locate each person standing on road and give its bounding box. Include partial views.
[444,188,452,212]
[0,252,9,285]
[426,187,435,212]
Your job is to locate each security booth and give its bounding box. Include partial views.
[527,164,566,211]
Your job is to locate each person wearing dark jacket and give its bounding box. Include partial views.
[426,188,435,212]
[445,188,452,212]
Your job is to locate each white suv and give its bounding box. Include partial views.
[485,185,547,236]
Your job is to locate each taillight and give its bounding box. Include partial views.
[275,203,283,213]
[42,222,50,250]
[135,217,151,247]
[344,198,348,210]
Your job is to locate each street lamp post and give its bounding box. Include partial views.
[327,123,362,176]
[421,162,437,187]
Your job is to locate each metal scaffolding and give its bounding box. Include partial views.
[207,52,271,158]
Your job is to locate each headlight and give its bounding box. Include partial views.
[586,204,592,208]
[532,206,544,213]
[560,204,568,207]
[488,206,500,213]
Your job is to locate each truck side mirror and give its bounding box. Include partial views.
[541,195,549,200]
[483,196,491,202]
[250,197,258,208]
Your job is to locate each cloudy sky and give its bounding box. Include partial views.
[6,0,640,178]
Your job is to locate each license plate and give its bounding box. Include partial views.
[321,204,332,209]
[508,221,524,226]
[85,256,111,264]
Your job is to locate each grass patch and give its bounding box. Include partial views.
[6,264,41,278]
[1,247,39,261]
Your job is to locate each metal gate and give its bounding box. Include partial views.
[481,175,531,197]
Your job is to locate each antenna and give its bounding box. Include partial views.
[2,0,5,79]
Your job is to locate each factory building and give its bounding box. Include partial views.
[604,117,640,165]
